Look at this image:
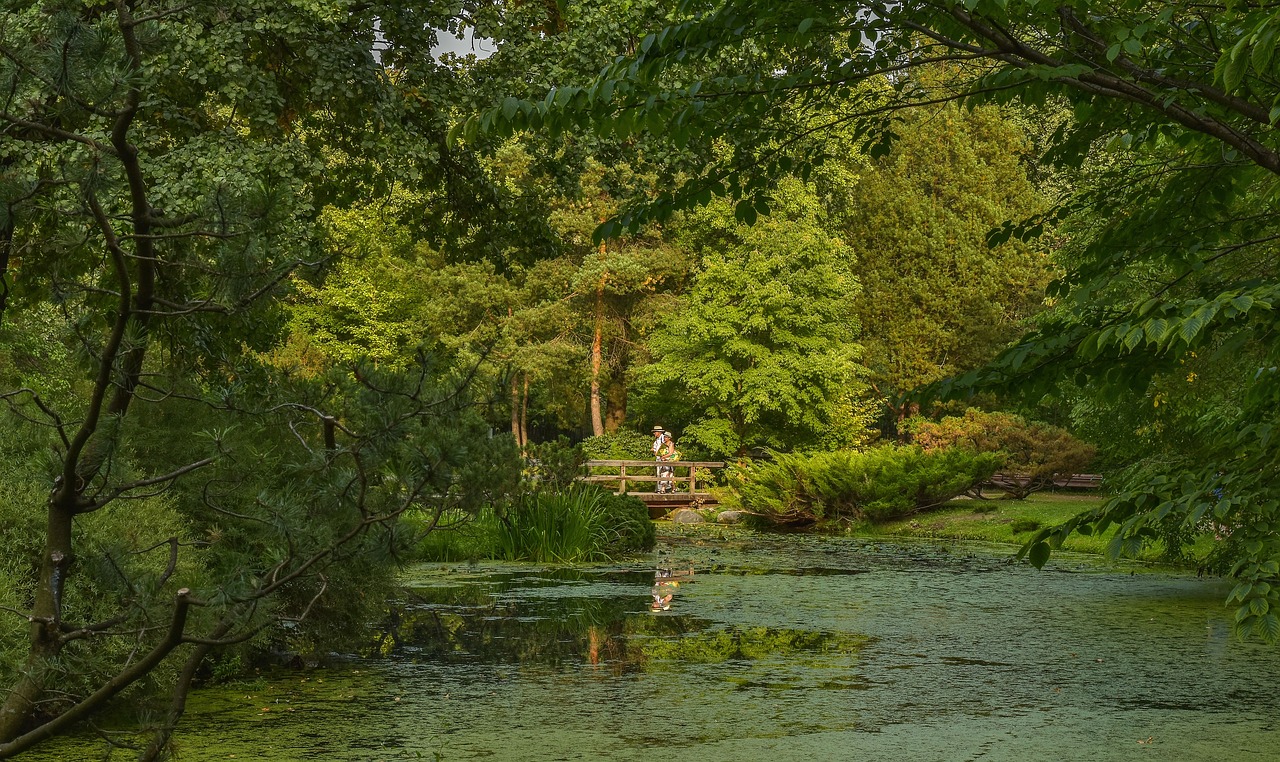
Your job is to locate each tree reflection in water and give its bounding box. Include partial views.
[370,565,867,676]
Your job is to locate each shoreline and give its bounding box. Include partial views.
[658,492,1217,571]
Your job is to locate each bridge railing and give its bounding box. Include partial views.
[579,459,725,499]
[984,472,1103,491]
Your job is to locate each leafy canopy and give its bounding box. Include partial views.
[462,0,1280,639]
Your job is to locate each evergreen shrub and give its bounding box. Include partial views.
[735,446,1000,526]
[596,491,656,555]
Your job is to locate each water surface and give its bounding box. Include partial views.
[55,534,1280,760]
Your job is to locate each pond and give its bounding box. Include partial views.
[53,533,1280,760]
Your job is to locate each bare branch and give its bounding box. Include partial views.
[279,574,328,624]
[78,458,216,514]
[0,389,71,449]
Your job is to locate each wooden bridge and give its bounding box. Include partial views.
[984,472,1103,492]
[579,459,725,517]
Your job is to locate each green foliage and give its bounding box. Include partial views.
[822,103,1054,400]
[1010,518,1042,534]
[285,200,487,370]
[524,436,587,492]
[460,0,1280,641]
[405,508,500,564]
[0,0,530,740]
[582,430,655,460]
[0,430,211,717]
[413,488,654,563]
[735,446,1000,527]
[598,490,657,555]
[633,178,873,457]
[905,409,1096,499]
[495,488,637,563]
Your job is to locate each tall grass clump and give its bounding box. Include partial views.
[496,488,655,562]
[410,488,655,563]
[736,445,1000,527]
[495,488,611,562]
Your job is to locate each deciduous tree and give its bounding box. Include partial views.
[465,0,1280,640]
[633,178,871,457]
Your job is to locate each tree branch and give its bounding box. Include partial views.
[79,458,216,514]
[0,590,192,758]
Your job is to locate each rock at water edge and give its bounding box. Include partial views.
[670,509,706,524]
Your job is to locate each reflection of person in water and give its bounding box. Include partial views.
[650,566,694,612]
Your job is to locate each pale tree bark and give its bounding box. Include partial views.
[589,272,606,437]
[521,374,530,446]
[511,373,522,447]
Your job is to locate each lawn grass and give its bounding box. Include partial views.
[859,491,1123,556]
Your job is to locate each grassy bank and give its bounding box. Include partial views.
[858,492,1114,553]
[664,492,1221,569]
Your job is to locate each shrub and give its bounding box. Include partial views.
[735,445,1000,526]
[1010,518,1041,533]
[904,409,1096,499]
[524,436,586,491]
[596,491,657,555]
[582,431,655,461]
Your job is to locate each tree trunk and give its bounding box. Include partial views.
[604,319,628,432]
[589,274,606,437]
[511,373,522,447]
[521,374,530,447]
[0,203,12,329]
[605,378,627,432]
[0,503,73,741]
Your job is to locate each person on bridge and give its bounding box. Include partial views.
[652,426,677,494]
